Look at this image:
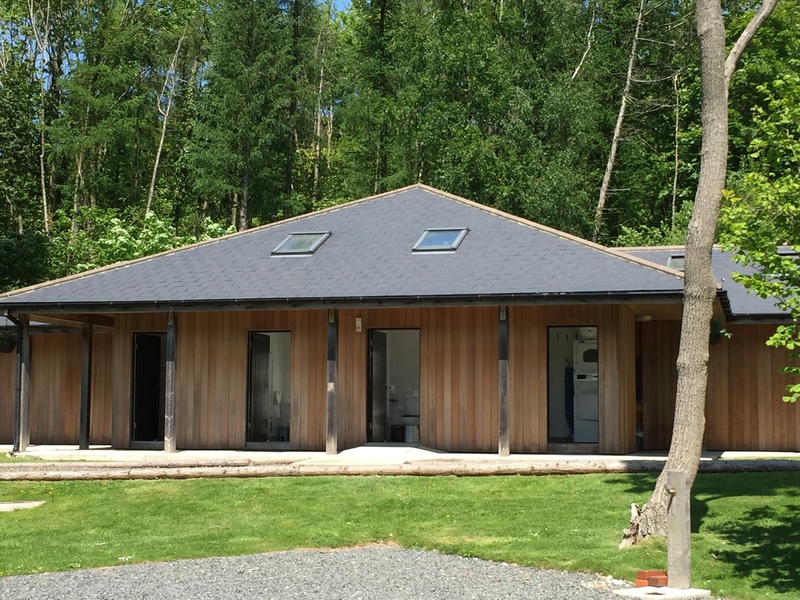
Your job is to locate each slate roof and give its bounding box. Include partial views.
[0,186,685,312]
[623,246,790,320]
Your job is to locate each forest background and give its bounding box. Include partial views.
[0,0,797,291]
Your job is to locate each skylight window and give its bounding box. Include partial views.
[413,228,468,252]
[667,255,685,271]
[272,232,331,255]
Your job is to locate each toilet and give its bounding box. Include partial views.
[401,392,420,443]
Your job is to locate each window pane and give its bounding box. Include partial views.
[272,232,330,255]
[413,228,467,251]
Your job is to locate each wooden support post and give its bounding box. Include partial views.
[79,323,94,449]
[164,310,176,453]
[498,306,510,457]
[667,469,692,589]
[18,315,31,452]
[326,309,338,455]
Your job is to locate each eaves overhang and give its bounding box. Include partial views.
[1,290,686,315]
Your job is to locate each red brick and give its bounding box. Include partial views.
[637,570,666,579]
[648,575,668,587]
[635,579,649,588]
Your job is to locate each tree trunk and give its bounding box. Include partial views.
[671,71,681,229]
[312,14,329,203]
[29,0,52,235]
[571,4,596,82]
[147,34,184,216]
[622,0,778,545]
[592,0,645,243]
[239,173,249,231]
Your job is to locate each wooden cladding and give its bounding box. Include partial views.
[509,305,637,454]
[0,352,14,443]
[0,303,664,454]
[640,320,679,450]
[641,321,800,452]
[112,310,327,450]
[335,307,499,453]
[0,332,115,446]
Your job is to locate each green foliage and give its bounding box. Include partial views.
[48,208,233,276]
[0,0,798,279]
[0,232,51,292]
[615,201,693,247]
[721,66,800,402]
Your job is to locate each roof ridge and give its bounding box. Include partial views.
[617,244,725,252]
[415,184,685,281]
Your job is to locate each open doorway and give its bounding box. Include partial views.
[247,331,291,447]
[367,329,420,443]
[548,326,599,444]
[131,332,166,444]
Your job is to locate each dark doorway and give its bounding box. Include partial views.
[131,332,166,443]
[367,329,420,443]
[247,331,291,445]
[367,330,388,442]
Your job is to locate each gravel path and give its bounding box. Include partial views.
[0,545,632,599]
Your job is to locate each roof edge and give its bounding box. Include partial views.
[6,290,685,315]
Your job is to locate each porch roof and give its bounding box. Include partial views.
[1,186,685,313]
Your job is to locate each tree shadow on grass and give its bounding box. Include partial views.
[708,504,800,595]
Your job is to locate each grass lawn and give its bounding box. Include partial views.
[0,472,798,599]
[0,453,35,463]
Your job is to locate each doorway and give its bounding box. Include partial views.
[131,332,166,444]
[547,326,599,444]
[247,332,291,446]
[367,329,420,443]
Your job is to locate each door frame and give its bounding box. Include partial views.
[545,325,600,453]
[366,328,421,444]
[245,330,292,450]
[130,331,166,449]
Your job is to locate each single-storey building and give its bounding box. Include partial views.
[0,185,796,454]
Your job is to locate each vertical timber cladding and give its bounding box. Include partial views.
[0,351,15,443]
[336,306,498,453]
[25,331,113,445]
[173,310,327,450]
[111,312,168,447]
[640,320,680,450]
[642,322,800,452]
[113,310,327,450]
[509,304,637,454]
[709,323,800,451]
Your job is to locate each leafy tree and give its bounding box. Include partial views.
[0,36,38,233]
[192,0,299,230]
[721,67,800,402]
[0,232,50,292]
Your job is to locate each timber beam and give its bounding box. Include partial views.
[30,313,114,331]
[79,324,94,449]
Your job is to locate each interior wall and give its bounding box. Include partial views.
[547,327,576,439]
[385,329,420,414]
